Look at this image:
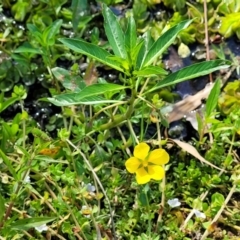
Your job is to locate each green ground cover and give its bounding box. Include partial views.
[0,0,240,239]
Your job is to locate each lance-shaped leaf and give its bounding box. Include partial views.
[0,194,5,222]
[133,65,168,77]
[14,42,42,54]
[136,30,154,70]
[52,67,85,91]
[46,95,122,106]
[46,83,127,106]
[125,14,137,57]
[205,79,221,117]
[102,4,127,59]
[0,149,17,179]
[142,19,193,67]
[42,19,62,46]
[59,38,125,73]
[148,60,231,93]
[10,217,56,230]
[71,0,88,33]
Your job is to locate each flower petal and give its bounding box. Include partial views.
[167,198,181,208]
[134,143,150,160]
[148,165,164,180]
[136,167,150,184]
[125,157,140,173]
[35,224,48,232]
[193,209,206,219]
[148,149,169,165]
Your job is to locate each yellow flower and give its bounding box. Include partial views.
[125,142,169,184]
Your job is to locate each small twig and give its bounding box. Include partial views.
[156,121,165,227]
[66,139,117,240]
[127,120,139,144]
[180,191,209,231]
[117,127,131,156]
[203,0,213,83]
[200,184,236,240]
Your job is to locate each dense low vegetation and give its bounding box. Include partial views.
[0,0,240,239]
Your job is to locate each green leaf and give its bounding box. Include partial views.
[107,55,130,73]
[51,67,85,91]
[27,24,42,43]
[125,14,137,57]
[219,13,240,38]
[133,65,168,77]
[71,0,88,32]
[142,19,193,67]
[43,19,62,46]
[102,4,127,59]
[46,83,127,106]
[10,217,56,230]
[14,42,42,54]
[75,159,85,176]
[205,79,221,117]
[46,95,121,106]
[131,39,144,68]
[0,96,20,113]
[136,31,154,70]
[59,38,125,72]
[148,60,230,92]
[0,149,17,179]
[0,194,5,222]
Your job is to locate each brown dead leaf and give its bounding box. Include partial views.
[83,61,98,86]
[170,138,225,172]
[167,83,213,123]
[167,66,234,124]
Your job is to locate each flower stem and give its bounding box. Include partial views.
[98,87,137,131]
[145,191,152,236]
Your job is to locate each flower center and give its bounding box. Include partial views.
[142,159,148,168]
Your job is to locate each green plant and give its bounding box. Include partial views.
[47,4,229,130]
[1,2,240,240]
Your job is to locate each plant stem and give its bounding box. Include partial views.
[0,152,35,229]
[98,88,137,131]
[145,190,152,236]
[203,0,212,83]
[66,139,117,240]
[200,184,236,240]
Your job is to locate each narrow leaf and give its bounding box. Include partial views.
[71,0,88,33]
[14,42,42,54]
[136,31,154,70]
[133,65,168,77]
[52,67,85,91]
[46,83,127,106]
[0,96,20,113]
[102,4,127,59]
[46,95,122,106]
[10,217,56,230]
[27,24,43,43]
[171,139,225,172]
[0,194,5,222]
[0,149,17,179]
[125,15,137,56]
[149,60,230,92]
[43,19,62,46]
[72,83,127,98]
[205,79,221,117]
[143,19,193,67]
[59,38,125,72]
